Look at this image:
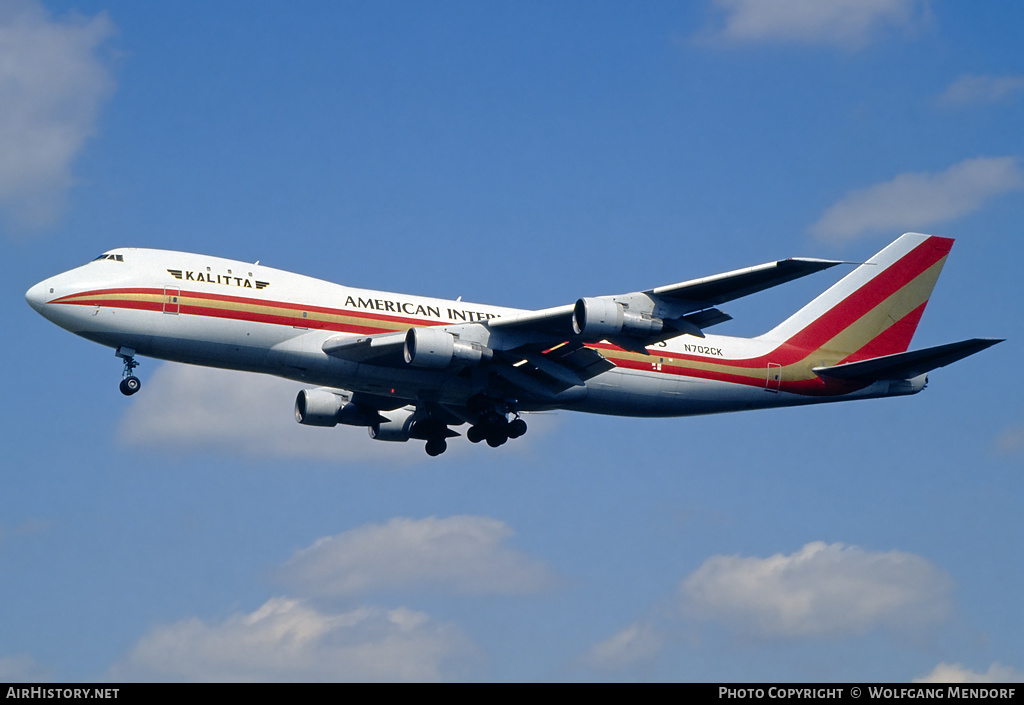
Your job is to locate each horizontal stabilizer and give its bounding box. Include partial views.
[813,338,1003,382]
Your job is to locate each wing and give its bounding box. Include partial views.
[322,328,613,401]
[486,256,844,350]
[322,254,844,401]
[648,257,845,305]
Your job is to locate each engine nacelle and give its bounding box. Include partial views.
[295,388,346,427]
[369,408,417,442]
[295,389,381,428]
[572,298,666,340]
[572,297,622,338]
[404,327,492,369]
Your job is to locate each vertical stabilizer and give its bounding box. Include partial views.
[758,233,953,362]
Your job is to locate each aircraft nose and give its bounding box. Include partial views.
[25,280,50,314]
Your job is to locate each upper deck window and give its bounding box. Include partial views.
[92,254,124,262]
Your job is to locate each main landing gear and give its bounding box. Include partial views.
[420,413,527,456]
[115,346,142,396]
[465,397,528,448]
[425,438,447,457]
[414,397,529,456]
[416,418,450,457]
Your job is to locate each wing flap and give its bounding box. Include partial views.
[542,342,616,380]
[490,362,562,400]
[813,338,1003,382]
[519,350,585,387]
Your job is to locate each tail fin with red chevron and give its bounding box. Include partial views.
[761,233,951,362]
[760,233,1001,381]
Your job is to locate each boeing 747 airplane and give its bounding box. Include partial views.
[26,233,1000,456]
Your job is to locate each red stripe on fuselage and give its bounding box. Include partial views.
[179,303,394,335]
[52,287,449,330]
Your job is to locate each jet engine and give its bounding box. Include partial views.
[403,327,492,369]
[368,408,418,442]
[294,388,381,428]
[572,298,666,340]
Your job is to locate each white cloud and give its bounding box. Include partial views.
[682,541,952,638]
[578,621,667,670]
[119,364,429,464]
[810,157,1024,242]
[915,662,1024,683]
[110,597,478,682]
[111,514,555,680]
[120,364,553,464]
[0,0,115,230]
[282,515,560,597]
[938,74,1024,107]
[703,0,924,48]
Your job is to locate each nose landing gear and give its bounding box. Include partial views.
[115,346,142,396]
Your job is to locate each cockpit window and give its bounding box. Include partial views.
[92,254,124,262]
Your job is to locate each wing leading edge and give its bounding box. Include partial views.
[647,257,846,305]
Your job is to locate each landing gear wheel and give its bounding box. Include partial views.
[507,418,527,438]
[425,438,448,457]
[116,347,142,397]
[119,375,141,396]
[467,425,485,444]
[486,429,508,447]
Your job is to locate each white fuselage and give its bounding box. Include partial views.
[26,248,920,419]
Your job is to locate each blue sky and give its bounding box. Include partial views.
[3,0,1023,682]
